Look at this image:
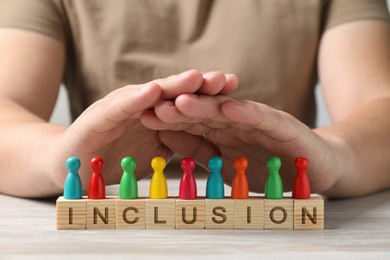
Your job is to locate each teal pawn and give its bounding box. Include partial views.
[265,157,283,199]
[119,157,138,199]
[206,156,224,199]
[64,157,82,199]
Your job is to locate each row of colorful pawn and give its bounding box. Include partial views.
[63,156,312,201]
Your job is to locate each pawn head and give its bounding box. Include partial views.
[181,157,195,172]
[208,156,223,172]
[121,156,136,173]
[66,157,81,172]
[234,157,248,171]
[151,157,166,172]
[90,157,104,172]
[266,156,281,172]
[295,157,309,170]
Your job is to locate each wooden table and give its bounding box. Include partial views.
[1,177,390,259]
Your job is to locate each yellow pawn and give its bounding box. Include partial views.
[149,157,168,199]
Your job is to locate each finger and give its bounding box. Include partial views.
[141,101,195,131]
[174,94,232,130]
[175,94,231,119]
[221,99,311,142]
[198,72,239,95]
[76,83,162,134]
[154,100,194,124]
[141,109,219,136]
[220,74,239,95]
[154,99,229,128]
[140,110,183,131]
[153,70,203,99]
[197,71,226,95]
[101,70,201,102]
[109,70,237,103]
[158,130,219,168]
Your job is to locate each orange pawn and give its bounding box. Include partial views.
[231,157,249,199]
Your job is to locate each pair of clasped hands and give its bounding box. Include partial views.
[56,70,338,195]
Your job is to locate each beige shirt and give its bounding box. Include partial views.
[0,0,389,127]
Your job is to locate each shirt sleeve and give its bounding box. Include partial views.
[324,0,390,30]
[0,0,65,41]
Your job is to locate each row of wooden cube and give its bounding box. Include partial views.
[56,196,324,230]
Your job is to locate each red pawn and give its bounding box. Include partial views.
[292,157,311,199]
[231,157,249,199]
[88,157,106,199]
[179,157,197,200]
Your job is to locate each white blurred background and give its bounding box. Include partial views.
[49,1,390,127]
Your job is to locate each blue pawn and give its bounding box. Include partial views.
[206,156,224,199]
[64,157,82,199]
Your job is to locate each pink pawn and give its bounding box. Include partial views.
[292,157,311,199]
[179,157,197,200]
[88,157,106,199]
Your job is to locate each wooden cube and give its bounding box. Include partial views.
[175,199,205,229]
[294,197,324,230]
[234,198,264,229]
[86,197,116,229]
[56,196,87,230]
[116,199,146,229]
[205,199,234,229]
[264,199,294,230]
[146,199,175,229]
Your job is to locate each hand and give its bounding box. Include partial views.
[48,71,239,190]
[141,94,344,194]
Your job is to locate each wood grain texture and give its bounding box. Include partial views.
[86,197,116,229]
[264,198,294,230]
[234,198,264,229]
[116,198,146,229]
[294,197,324,230]
[3,170,390,258]
[146,198,175,229]
[205,199,234,229]
[175,199,205,229]
[57,196,320,230]
[56,197,86,230]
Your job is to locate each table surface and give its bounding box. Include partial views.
[1,173,390,260]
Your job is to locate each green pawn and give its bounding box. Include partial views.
[265,157,283,199]
[119,157,138,199]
